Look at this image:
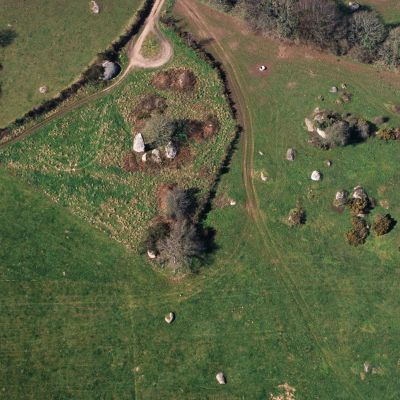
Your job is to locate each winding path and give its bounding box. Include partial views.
[0,0,172,149]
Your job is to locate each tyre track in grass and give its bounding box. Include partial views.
[176,0,363,397]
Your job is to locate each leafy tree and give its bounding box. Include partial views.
[142,114,176,147]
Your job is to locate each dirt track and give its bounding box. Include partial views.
[0,0,172,149]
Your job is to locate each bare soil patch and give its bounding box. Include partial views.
[151,68,197,92]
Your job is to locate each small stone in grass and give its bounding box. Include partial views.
[165,312,175,324]
[216,372,226,385]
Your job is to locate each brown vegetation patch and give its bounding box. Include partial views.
[123,152,141,173]
[214,192,231,208]
[169,146,192,169]
[151,68,197,92]
[157,183,176,216]
[132,94,167,122]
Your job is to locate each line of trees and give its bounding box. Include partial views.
[209,0,400,67]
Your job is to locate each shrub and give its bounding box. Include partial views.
[142,114,176,147]
[157,219,205,275]
[372,214,394,236]
[324,120,351,147]
[346,217,369,246]
[347,197,369,216]
[288,206,306,226]
[380,27,400,68]
[377,127,400,141]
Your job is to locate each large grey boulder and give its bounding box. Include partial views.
[133,133,145,153]
[165,142,177,159]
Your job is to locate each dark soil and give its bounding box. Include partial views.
[132,93,167,121]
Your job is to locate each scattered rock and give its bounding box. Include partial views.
[39,86,48,94]
[329,86,338,93]
[261,172,268,182]
[348,1,360,11]
[133,133,145,153]
[286,148,296,161]
[230,199,236,206]
[341,83,347,90]
[352,185,367,200]
[151,149,161,163]
[259,65,267,72]
[318,95,324,101]
[373,115,387,125]
[165,141,177,159]
[258,151,264,156]
[147,249,156,259]
[363,362,370,373]
[334,190,349,207]
[141,153,147,162]
[325,160,332,167]
[90,0,100,14]
[304,118,315,132]
[216,372,226,385]
[164,312,175,324]
[311,170,321,181]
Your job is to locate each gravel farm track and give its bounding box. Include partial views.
[175,0,367,398]
[0,0,172,150]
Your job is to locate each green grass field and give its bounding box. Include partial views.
[358,0,400,24]
[0,0,144,127]
[1,0,400,399]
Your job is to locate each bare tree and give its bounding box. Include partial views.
[157,219,205,274]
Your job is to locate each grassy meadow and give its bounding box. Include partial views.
[0,0,143,127]
[0,28,236,251]
[1,0,400,399]
[358,0,400,24]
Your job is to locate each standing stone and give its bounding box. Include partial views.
[304,118,315,132]
[39,86,48,94]
[329,86,338,93]
[216,372,226,385]
[133,133,145,153]
[147,249,156,259]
